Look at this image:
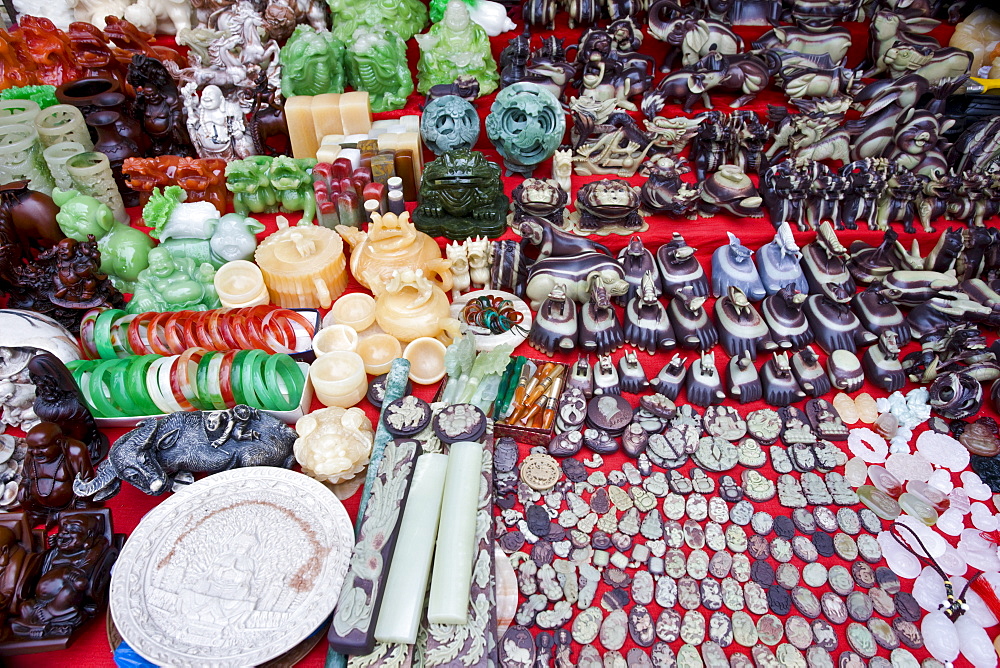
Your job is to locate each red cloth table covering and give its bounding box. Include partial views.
[5,12,994,668]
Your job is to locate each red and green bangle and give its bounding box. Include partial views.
[79,309,102,360]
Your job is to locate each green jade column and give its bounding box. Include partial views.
[325,357,411,668]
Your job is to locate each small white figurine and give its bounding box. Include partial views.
[466,236,492,289]
[0,381,38,432]
[182,84,255,161]
[13,0,76,29]
[552,148,573,194]
[66,0,133,26]
[446,240,470,299]
[123,0,193,34]
[293,407,374,485]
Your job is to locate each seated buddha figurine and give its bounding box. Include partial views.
[415,0,498,97]
[11,513,114,639]
[127,247,221,314]
[0,525,38,627]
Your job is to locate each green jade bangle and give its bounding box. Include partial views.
[228,350,252,406]
[125,355,162,415]
[88,359,129,417]
[94,309,126,360]
[257,354,304,411]
[238,350,268,409]
[195,351,222,411]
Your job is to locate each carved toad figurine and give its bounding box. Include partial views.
[568,178,645,236]
[412,148,508,240]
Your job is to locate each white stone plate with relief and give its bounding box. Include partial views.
[110,467,354,668]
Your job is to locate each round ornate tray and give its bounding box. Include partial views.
[109,467,354,668]
[106,613,328,668]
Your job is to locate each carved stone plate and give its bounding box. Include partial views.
[110,468,354,668]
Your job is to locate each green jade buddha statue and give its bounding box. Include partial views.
[416,0,498,97]
[127,247,221,314]
[52,188,154,292]
[326,0,427,42]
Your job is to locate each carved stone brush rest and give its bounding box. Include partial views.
[655,233,709,297]
[686,351,726,407]
[861,330,906,393]
[801,223,856,302]
[851,285,912,345]
[756,221,807,296]
[618,351,649,394]
[616,236,660,306]
[714,286,776,360]
[804,294,878,355]
[761,285,814,352]
[624,271,675,354]
[650,353,687,400]
[593,354,621,396]
[761,352,806,407]
[727,351,762,404]
[667,286,718,351]
[528,285,578,356]
[827,349,864,393]
[790,346,831,397]
[579,281,624,356]
[711,231,766,301]
[565,356,593,398]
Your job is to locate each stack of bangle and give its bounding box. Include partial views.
[79,306,316,360]
[67,349,306,417]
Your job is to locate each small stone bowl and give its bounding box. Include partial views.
[313,324,360,355]
[328,293,377,332]
[356,333,402,375]
[403,337,447,385]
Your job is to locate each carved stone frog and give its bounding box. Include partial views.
[412,148,508,240]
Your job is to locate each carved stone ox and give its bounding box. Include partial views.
[73,405,297,500]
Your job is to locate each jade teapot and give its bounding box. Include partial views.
[337,211,453,295]
[371,269,461,344]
